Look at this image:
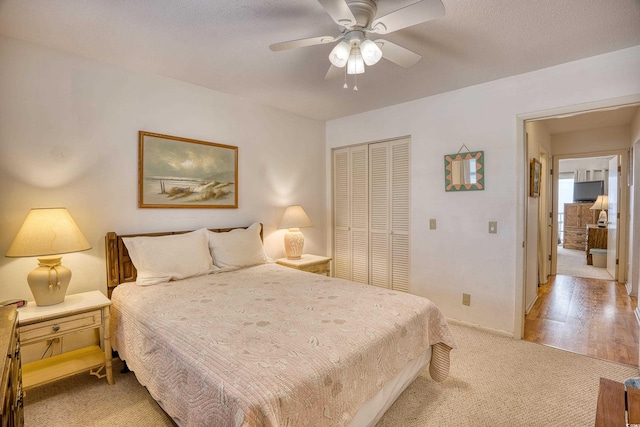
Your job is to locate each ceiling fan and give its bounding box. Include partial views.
[269,0,445,87]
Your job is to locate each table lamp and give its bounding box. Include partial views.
[590,195,609,228]
[5,208,91,306]
[278,205,313,259]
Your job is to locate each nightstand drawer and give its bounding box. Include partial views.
[19,310,102,344]
[303,263,329,275]
[276,254,332,276]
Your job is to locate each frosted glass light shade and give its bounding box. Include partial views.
[347,47,365,75]
[6,208,91,306]
[279,206,313,260]
[360,39,382,66]
[329,41,351,68]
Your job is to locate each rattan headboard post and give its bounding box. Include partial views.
[104,224,263,298]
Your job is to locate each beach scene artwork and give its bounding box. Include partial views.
[139,132,238,208]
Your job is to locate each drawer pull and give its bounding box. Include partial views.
[52,325,61,332]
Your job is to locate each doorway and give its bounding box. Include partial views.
[554,155,617,282]
[518,100,640,364]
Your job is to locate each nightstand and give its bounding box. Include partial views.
[276,254,332,276]
[0,305,23,426]
[17,290,114,390]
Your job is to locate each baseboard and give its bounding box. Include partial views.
[635,308,640,328]
[525,294,538,315]
[626,282,633,295]
[446,317,514,338]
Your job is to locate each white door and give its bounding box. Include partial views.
[333,146,369,282]
[390,140,410,292]
[369,139,410,291]
[333,148,352,280]
[538,153,551,283]
[607,156,618,279]
[350,145,369,283]
[369,142,390,288]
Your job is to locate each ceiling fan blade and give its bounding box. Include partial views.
[269,36,340,52]
[370,0,445,34]
[317,0,357,27]
[376,39,422,68]
[324,64,344,80]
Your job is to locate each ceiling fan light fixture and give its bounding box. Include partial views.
[360,39,382,66]
[347,47,365,75]
[329,41,351,68]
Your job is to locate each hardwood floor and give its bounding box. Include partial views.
[525,274,639,366]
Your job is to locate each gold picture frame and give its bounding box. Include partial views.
[530,158,541,198]
[138,131,238,208]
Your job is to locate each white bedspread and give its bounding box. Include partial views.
[111,263,455,426]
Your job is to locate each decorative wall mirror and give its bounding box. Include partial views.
[444,148,484,192]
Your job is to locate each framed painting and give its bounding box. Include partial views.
[530,158,541,198]
[138,131,238,208]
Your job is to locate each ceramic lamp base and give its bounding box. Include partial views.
[284,228,305,259]
[27,256,71,306]
[597,210,608,228]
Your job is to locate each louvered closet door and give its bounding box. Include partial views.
[390,139,410,292]
[350,146,369,283]
[333,145,369,282]
[369,143,390,288]
[333,148,351,279]
[369,139,410,291]
[334,139,409,291]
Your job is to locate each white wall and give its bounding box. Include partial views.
[524,121,551,307]
[552,126,631,156]
[0,35,327,302]
[326,45,640,334]
[558,157,612,174]
[630,109,640,298]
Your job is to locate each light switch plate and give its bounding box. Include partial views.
[462,293,471,306]
[429,218,436,230]
[489,221,497,234]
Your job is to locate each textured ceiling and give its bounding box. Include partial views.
[1,0,639,121]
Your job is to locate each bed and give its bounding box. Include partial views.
[105,224,455,426]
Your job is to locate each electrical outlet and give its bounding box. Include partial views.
[429,218,436,230]
[462,293,471,306]
[488,221,497,234]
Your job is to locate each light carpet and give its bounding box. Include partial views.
[556,247,613,280]
[24,323,638,426]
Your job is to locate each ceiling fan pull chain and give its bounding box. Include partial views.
[343,66,348,89]
[353,73,358,91]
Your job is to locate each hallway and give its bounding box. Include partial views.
[524,274,638,366]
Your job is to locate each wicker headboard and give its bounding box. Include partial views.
[105,225,262,298]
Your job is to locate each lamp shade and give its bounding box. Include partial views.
[590,195,608,211]
[6,207,91,257]
[279,205,313,229]
[6,208,91,306]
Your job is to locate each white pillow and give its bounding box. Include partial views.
[208,223,270,270]
[123,228,214,286]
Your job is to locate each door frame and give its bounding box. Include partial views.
[515,94,640,339]
[549,151,626,281]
